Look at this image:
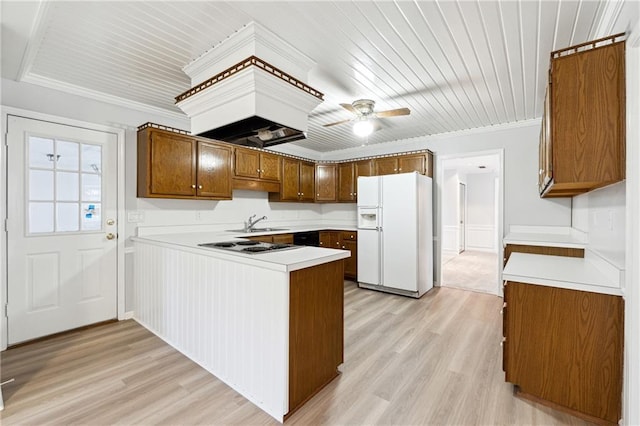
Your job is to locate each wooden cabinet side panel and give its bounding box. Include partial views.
[342,240,357,279]
[289,261,344,414]
[137,130,151,197]
[551,42,625,186]
[197,142,232,199]
[505,282,623,423]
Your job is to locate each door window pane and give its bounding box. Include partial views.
[29,137,54,169]
[29,202,54,233]
[29,170,54,201]
[56,172,79,201]
[56,203,79,232]
[81,203,101,231]
[82,144,101,173]
[81,174,101,201]
[57,141,79,171]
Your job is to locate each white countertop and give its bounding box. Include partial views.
[132,230,351,273]
[503,225,588,249]
[503,252,623,296]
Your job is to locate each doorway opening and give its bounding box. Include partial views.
[439,151,502,295]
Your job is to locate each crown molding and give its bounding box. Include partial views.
[16,0,52,81]
[20,73,188,122]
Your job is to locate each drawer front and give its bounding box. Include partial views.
[341,231,357,241]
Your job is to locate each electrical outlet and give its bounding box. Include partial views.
[127,211,144,223]
[195,211,202,221]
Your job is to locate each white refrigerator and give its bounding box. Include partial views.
[357,172,433,298]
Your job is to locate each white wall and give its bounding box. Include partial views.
[322,120,572,235]
[466,173,498,252]
[441,169,459,262]
[624,14,640,426]
[572,182,626,268]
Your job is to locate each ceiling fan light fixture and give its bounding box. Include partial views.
[353,119,374,137]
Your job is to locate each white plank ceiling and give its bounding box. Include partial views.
[1,1,636,154]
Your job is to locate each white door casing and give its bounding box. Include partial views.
[6,116,118,344]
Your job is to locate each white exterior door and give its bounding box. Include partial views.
[7,116,118,344]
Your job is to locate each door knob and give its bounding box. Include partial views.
[106,219,115,225]
[106,233,116,240]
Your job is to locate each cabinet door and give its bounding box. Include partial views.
[234,148,260,179]
[299,161,315,202]
[247,235,274,243]
[259,152,281,181]
[316,164,337,202]
[374,157,398,176]
[149,131,197,196]
[281,158,301,201]
[197,142,232,199]
[398,154,425,174]
[342,240,357,279]
[505,282,623,424]
[319,232,332,248]
[337,163,355,201]
[355,159,373,178]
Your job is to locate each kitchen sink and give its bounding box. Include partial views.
[226,227,289,233]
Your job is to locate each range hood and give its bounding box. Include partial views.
[175,23,323,148]
[197,116,305,148]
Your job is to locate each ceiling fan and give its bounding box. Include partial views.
[322,99,410,136]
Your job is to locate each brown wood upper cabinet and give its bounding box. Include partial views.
[233,147,280,181]
[315,164,337,202]
[540,35,625,197]
[373,153,431,177]
[270,157,315,202]
[337,160,373,202]
[503,281,623,424]
[137,128,232,200]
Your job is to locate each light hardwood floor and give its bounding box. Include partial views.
[1,282,592,425]
[442,250,499,294]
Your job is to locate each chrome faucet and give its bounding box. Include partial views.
[244,214,267,232]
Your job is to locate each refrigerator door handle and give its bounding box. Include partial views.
[378,228,384,287]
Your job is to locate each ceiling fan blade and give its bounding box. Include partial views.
[375,107,411,118]
[323,118,353,127]
[340,103,358,114]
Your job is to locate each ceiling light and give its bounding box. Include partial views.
[353,119,374,137]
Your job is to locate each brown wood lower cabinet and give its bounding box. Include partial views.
[319,231,357,280]
[288,260,344,417]
[503,281,623,425]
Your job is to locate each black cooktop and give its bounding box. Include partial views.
[198,240,300,255]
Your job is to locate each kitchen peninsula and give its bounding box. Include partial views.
[132,230,349,422]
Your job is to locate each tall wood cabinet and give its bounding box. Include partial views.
[503,281,623,424]
[540,34,625,197]
[315,164,337,202]
[137,127,232,200]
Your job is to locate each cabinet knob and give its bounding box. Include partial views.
[257,169,260,173]
[399,168,402,171]
[320,242,324,245]
[198,185,203,189]
[191,184,196,189]
[301,192,304,196]
[342,246,346,249]
[317,193,320,196]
